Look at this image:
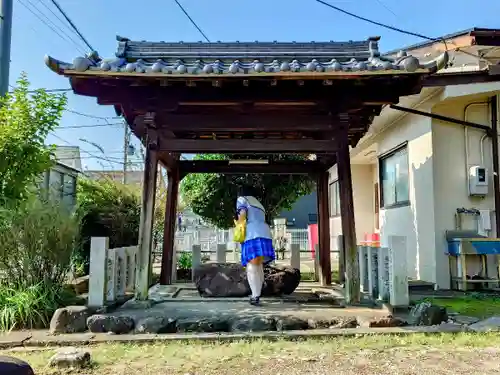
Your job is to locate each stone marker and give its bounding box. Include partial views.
[0,356,34,375]
[86,314,134,334]
[50,305,90,334]
[49,347,91,368]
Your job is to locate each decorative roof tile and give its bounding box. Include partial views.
[45,36,449,77]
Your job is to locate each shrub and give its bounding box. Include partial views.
[0,199,81,330]
[177,252,192,270]
[0,283,78,331]
[76,178,141,273]
[0,198,80,287]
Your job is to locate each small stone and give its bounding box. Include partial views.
[275,316,309,331]
[135,316,177,334]
[230,316,276,332]
[307,317,358,329]
[0,356,34,375]
[49,347,91,368]
[176,317,229,333]
[366,316,407,328]
[469,316,500,332]
[50,306,90,334]
[87,314,134,334]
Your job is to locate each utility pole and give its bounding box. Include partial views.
[122,122,129,184]
[0,0,13,97]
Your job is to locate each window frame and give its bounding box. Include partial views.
[379,143,410,209]
[328,180,341,217]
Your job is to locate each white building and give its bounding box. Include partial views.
[329,28,500,289]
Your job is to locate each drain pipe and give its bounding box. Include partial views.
[491,95,500,238]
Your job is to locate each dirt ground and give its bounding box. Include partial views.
[4,333,500,375]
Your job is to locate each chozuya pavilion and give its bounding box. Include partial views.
[45,35,449,304]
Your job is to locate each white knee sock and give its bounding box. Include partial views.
[258,264,264,288]
[247,263,263,298]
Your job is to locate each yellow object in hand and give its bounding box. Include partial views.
[233,219,246,243]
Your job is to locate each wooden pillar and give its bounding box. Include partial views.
[337,127,360,304]
[316,171,332,286]
[135,142,158,300]
[159,167,179,285]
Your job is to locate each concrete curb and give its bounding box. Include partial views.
[0,325,470,349]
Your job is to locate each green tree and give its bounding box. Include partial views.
[180,154,315,229]
[0,73,67,204]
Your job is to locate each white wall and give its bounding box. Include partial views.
[328,164,376,248]
[432,95,498,288]
[375,99,438,283]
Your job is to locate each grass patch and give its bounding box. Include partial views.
[5,333,500,375]
[417,294,500,318]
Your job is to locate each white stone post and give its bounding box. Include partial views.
[377,247,390,301]
[290,244,300,270]
[191,244,202,282]
[116,248,127,298]
[366,245,377,298]
[125,246,137,292]
[216,244,226,263]
[88,237,108,307]
[358,245,367,292]
[106,248,118,303]
[388,235,409,306]
[314,244,320,281]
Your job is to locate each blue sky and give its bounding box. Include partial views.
[9,0,500,170]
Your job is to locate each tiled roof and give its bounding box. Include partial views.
[45,35,449,77]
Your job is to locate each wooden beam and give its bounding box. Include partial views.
[317,171,332,286]
[337,126,360,304]
[157,114,336,132]
[178,160,325,174]
[159,139,338,153]
[75,83,403,109]
[135,142,158,300]
[160,167,180,285]
[423,71,500,86]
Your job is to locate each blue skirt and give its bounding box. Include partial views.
[241,237,276,267]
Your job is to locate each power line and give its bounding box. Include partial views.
[66,109,122,120]
[373,0,398,18]
[16,0,86,54]
[39,0,87,47]
[8,85,72,93]
[48,0,94,52]
[313,0,438,42]
[58,122,123,129]
[50,133,129,165]
[173,0,210,43]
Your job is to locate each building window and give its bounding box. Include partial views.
[379,145,410,208]
[329,180,341,217]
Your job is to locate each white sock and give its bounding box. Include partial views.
[258,264,264,289]
[247,263,262,298]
